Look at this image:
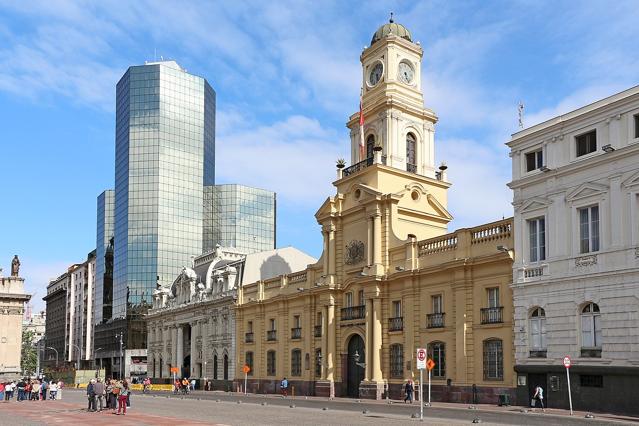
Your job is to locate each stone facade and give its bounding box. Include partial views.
[43,272,68,368]
[234,20,516,403]
[67,251,96,367]
[0,259,30,381]
[508,86,639,414]
[147,246,315,388]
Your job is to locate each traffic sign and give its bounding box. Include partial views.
[416,348,427,369]
[242,364,251,374]
[563,356,571,368]
[427,358,436,371]
[170,367,179,374]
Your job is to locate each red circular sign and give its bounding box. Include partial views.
[563,356,571,368]
[417,349,427,361]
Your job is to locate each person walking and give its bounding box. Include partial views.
[532,384,545,412]
[0,382,5,401]
[31,380,40,401]
[40,379,48,401]
[115,380,129,415]
[280,377,288,397]
[49,381,58,400]
[404,379,414,404]
[94,378,105,411]
[56,380,63,400]
[87,379,97,412]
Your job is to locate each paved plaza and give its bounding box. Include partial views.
[0,389,633,425]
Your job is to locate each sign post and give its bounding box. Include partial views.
[416,348,427,422]
[426,358,435,407]
[170,367,179,393]
[242,364,250,395]
[563,356,573,416]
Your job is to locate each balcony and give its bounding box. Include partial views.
[480,307,504,324]
[427,312,445,329]
[341,305,366,321]
[314,325,322,338]
[342,156,387,177]
[529,349,547,358]
[581,347,602,358]
[245,332,254,343]
[291,327,302,340]
[389,317,404,331]
[266,330,277,341]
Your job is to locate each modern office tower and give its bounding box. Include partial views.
[96,60,215,377]
[203,184,276,254]
[94,190,114,325]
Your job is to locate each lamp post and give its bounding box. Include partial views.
[94,347,103,378]
[46,346,59,367]
[70,344,81,370]
[115,332,124,379]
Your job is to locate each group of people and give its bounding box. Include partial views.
[86,378,131,415]
[0,379,62,401]
[173,377,196,394]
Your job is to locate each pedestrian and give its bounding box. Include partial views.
[41,379,48,401]
[0,382,5,401]
[105,378,113,409]
[280,377,288,397]
[49,381,58,400]
[116,380,129,415]
[404,379,414,404]
[110,379,119,412]
[87,379,96,411]
[532,384,545,412]
[181,377,189,394]
[31,380,40,401]
[190,378,196,391]
[94,377,105,411]
[56,380,63,400]
[16,378,26,402]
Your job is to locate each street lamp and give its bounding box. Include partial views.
[115,332,124,379]
[352,350,366,369]
[70,344,81,370]
[46,347,59,367]
[94,347,103,377]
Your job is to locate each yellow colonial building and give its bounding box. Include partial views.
[235,18,516,402]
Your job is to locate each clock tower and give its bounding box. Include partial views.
[347,17,438,178]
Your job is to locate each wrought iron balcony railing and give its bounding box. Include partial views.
[342,156,387,177]
[245,332,254,343]
[389,316,404,331]
[266,330,277,341]
[291,327,302,340]
[341,305,366,321]
[314,325,322,338]
[480,307,504,324]
[427,312,445,328]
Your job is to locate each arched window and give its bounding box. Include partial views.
[159,356,163,378]
[223,354,229,380]
[427,342,445,378]
[390,344,403,378]
[267,350,276,376]
[291,349,302,376]
[529,307,547,355]
[581,302,601,349]
[406,133,416,171]
[213,354,218,380]
[483,339,503,380]
[366,135,375,159]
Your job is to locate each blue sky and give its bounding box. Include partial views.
[1,0,638,309]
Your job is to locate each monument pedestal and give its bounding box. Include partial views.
[359,380,385,400]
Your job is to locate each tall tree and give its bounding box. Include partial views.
[21,330,38,376]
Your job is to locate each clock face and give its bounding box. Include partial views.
[368,62,383,86]
[398,61,415,84]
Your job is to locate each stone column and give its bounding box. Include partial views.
[322,230,329,275]
[201,320,208,379]
[372,212,383,275]
[367,216,373,266]
[171,326,178,371]
[364,298,372,381]
[177,326,184,377]
[190,322,198,377]
[328,226,336,277]
[371,298,383,382]
[326,298,336,383]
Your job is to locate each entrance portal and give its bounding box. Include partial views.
[347,334,365,398]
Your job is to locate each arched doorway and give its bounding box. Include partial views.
[223,354,229,380]
[347,334,365,398]
[183,355,191,378]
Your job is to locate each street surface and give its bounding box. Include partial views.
[0,389,632,425]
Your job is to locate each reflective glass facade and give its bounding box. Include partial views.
[204,184,276,254]
[113,61,215,344]
[94,190,114,325]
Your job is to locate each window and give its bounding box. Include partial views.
[487,288,500,308]
[579,206,600,253]
[581,303,602,348]
[528,217,546,262]
[483,339,503,380]
[267,350,276,376]
[223,354,229,380]
[291,349,302,376]
[529,307,547,350]
[293,315,301,328]
[432,294,443,314]
[345,292,353,308]
[213,355,218,380]
[576,130,597,157]
[634,114,639,139]
[525,150,543,172]
[366,135,375,159]
[392,300,402,317]
[245,351,254,376]
[269,318,276,331]
[406,133,416,170]
[358,290,365,306]
[315,349,322,377]
[580,375,603,387]
[428,342,445,378]
[390,344,403,378]
[247,321,253,333]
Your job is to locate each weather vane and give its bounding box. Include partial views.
[389,11,394,23]
[518,101,525,129]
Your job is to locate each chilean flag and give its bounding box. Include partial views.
[359,89,365,161]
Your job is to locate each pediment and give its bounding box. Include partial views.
[315,196,335,220]
[427,194,453,220]
[516,197,551,213]
[622,171,639,189]
[565,182,608,202]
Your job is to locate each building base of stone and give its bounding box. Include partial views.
[515,364,639,415]
[358,380,385,400]
[315,380,335,398]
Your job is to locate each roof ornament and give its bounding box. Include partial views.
[389,11,394,23]
[518,101,525,129]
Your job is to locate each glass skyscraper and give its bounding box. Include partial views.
[112,60,215,348]
[204,184,276,254]
[94,189,114,325]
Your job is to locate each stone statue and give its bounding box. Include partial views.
[11,255,20,277]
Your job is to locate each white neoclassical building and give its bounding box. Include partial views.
[508,85,639,414]
[146,246,315,388]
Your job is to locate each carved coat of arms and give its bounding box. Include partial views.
[344,240,365,265]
